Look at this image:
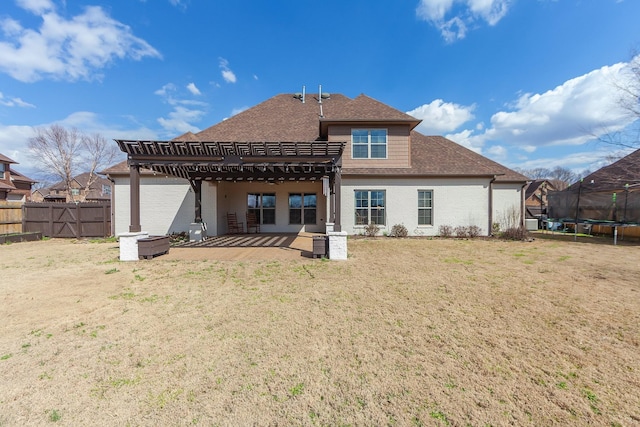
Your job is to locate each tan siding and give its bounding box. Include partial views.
[329,125,411,168]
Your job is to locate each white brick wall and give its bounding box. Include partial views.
[112,175,522,238]
[113,176,217,236]
[341,177,494,236]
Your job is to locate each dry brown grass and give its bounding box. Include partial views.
[1,236,639,426]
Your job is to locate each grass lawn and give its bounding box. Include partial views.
[1,236,639,426]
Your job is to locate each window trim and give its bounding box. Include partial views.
[354,189,386,226]
[351,128,388,159]
[417,189,434,226]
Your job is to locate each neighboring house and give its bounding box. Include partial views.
[548,148,640,225]
[31,172,112,203]
[0,153,36,202]
[103,92,528,237]
[524,179,556,220]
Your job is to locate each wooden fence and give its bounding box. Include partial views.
[22,202,112,238]
[0,201,23,234]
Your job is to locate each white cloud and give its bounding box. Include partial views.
[514,147,635,175]
[0,92,35,108]
[483,62,634,149]
[186,82,201,96]
[157,106,204,134]
[154,82,206,135]
[16,0,54,14]
[416,0,511,42]
[0,1,161,82]
[486,144,507,158]
[0,124,36,167]
[219,58,237,84]
[407,99,475,134]
[154,83,176,96]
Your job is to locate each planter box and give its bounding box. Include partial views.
[0,232,43,244]
[138,235,170,259]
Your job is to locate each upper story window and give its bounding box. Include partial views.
[352,129,387,159]
[102,184,112,196]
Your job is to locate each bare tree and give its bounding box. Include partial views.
[81,132,118,198]
[515,166,578,190]
[616,50,640,123]
[597,50,640,150]
[28,125,118,202]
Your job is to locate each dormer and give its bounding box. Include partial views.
[319,94,421,168]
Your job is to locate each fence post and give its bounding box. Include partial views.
[76,203,82,238]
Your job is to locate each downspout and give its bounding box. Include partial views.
[521,181,528,230]
[488,175,496,236]
[107,175,115,237]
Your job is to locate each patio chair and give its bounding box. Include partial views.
[246,212,260,233]
[226,213,244,234]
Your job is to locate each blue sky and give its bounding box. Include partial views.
[1,0,639,181]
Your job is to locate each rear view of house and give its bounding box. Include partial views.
[104,91,528,238]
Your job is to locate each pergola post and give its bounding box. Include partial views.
[193,179,202,223]
[129,163,141,233]
[333,171,342,232]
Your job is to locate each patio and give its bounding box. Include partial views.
[162,232,319,261]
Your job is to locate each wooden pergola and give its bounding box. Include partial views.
[116,140,345,233]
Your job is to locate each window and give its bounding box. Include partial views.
[418,190,433,225]
[248,193,276,224]
[289,193,317,224]
[355,190,385,225]
[352,129,387,159]
[102,184,112,196]
[70,188,80,196]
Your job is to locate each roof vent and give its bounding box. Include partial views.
[293,85,306,103]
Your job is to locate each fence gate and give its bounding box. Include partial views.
[22,202,111,238]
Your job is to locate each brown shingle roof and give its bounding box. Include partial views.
[9,168,37,184]
[342,133,528,182]
[564,148,640,192]
[104,92,527,183]
[0,153,17,164]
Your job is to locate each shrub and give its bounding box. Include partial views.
[364,222,380,237]
[389,224,408,237]
[492,222,501,235]
[454,226,468,238]
[467,225,482,238]
[501,226,529,241]
[439,225,453,238]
